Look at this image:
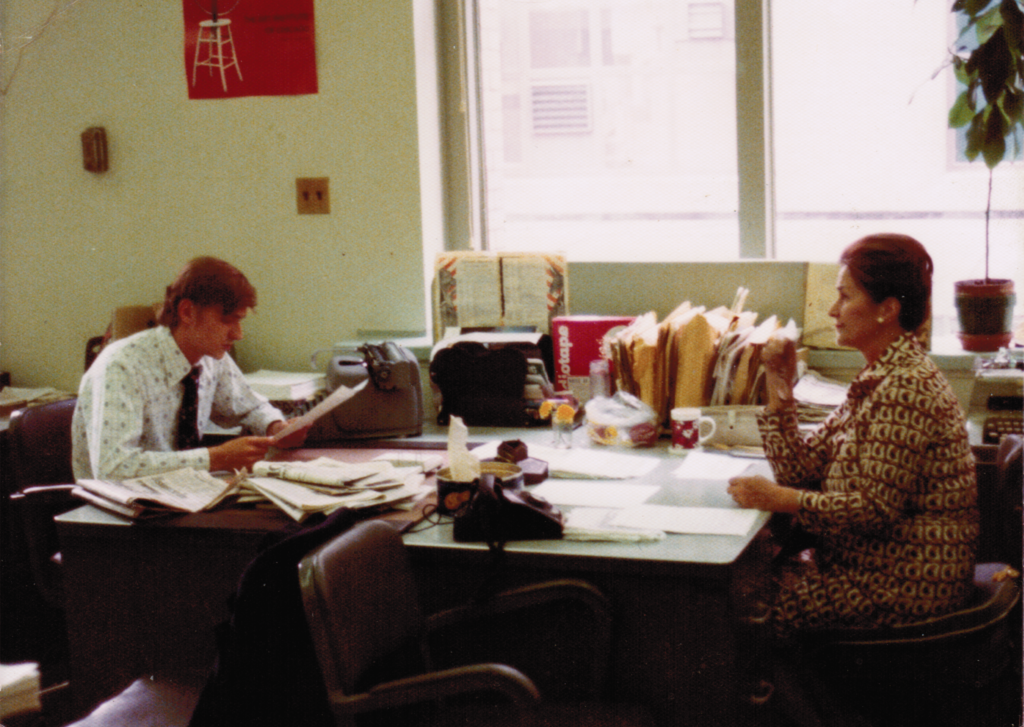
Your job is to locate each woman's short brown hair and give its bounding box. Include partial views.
[840,233,933,332]
[158,257,257,329]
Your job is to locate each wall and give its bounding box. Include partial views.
[2,1,981,405]
[1,0,428,393]
[569,261,806,324]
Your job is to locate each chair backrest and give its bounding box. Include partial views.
[7,397,78,608]
[85,304,160,370]
[8,398,77,489]
[298,520,426,697]
[995,433,1023,566]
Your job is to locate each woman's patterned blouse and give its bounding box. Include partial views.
[758,332,978,634]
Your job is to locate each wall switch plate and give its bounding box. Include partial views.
[296,177,330,214]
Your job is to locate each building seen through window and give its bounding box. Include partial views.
[470,0,1022,331]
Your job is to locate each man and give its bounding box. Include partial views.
[72,256,309,481]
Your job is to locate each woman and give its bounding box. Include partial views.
[727,233,978,637]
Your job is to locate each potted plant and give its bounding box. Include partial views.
[947,0,1022,351]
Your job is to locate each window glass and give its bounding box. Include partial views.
[476,0,740,261]
[770,1,1022,330]
[471,0,1022,328]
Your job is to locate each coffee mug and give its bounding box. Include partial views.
[670,407,717,452]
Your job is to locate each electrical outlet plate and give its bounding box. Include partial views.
[296,177,330,214]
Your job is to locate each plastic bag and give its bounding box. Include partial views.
[584,391,659,447]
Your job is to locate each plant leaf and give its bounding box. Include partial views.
[957,0,995,19]
[999,0,1024,58]
[965,112,987,161]
[1003,87,1024,127]
[983,104,1009,166]
[950,90,977,127]
[974,5,1005,45]
[969,28,1012,103]
[953,57,973,85]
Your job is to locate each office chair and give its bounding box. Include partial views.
[993,433,1022,567]
[757,438,1024,727]
[299,520,652,727]
[85,304,160,371]
[3,398,79,722]
[7,398,79,607]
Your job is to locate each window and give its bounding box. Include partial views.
[472,0,739,261]
[688,3,727,40]
[770,1,1023,333]
[460,0,1022,327]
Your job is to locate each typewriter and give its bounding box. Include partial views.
[966,350,1023,448]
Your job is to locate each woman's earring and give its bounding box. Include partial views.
[877,317,885,324]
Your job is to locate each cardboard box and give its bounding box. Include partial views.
[551,315,635,401]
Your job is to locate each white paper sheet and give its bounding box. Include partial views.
[271,379,368,442]
[671,450,757,481]
[793,371,849,407]
[611,504,760,536]
[531,480,660,508]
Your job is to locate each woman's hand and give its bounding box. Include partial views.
[762,337,798,413]
[727,474,800,513]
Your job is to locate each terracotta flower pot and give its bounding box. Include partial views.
[955,279,1016,352]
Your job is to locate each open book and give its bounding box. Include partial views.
[73,468,239,519]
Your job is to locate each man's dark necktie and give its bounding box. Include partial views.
[177,365,203,450]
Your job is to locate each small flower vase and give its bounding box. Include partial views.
[542,399,576,449]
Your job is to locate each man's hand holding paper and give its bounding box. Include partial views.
[271,380,369,443]
[268,419,312,449]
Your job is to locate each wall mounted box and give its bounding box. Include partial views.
[81,127,108,173]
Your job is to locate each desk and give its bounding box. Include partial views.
[403,451,771,727]
[56,437,770,725]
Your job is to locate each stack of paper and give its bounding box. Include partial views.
[709,315,796,407]
[245,370,327,401]
[606,288,802,427]
[240,455,439,522]
[73,452,440,523]
[0,662,41,719]
[793,370,849,422]
[0,388,74,417]
[73,468,241,519]
[531,449,765,537]
[669,306,733,410]
[609,505,760,536]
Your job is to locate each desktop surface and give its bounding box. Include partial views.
[55,435,772,726]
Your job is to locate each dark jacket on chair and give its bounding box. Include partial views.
[188,508,359,727]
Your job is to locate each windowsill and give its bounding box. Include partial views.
[809,336,1015,374]
[349,335,995,375]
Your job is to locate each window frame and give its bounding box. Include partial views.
[441,0,773,258]
[438,0,1020,263]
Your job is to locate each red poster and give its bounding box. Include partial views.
[183,0,318,99]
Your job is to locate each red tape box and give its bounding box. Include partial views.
[552,315,635,401]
